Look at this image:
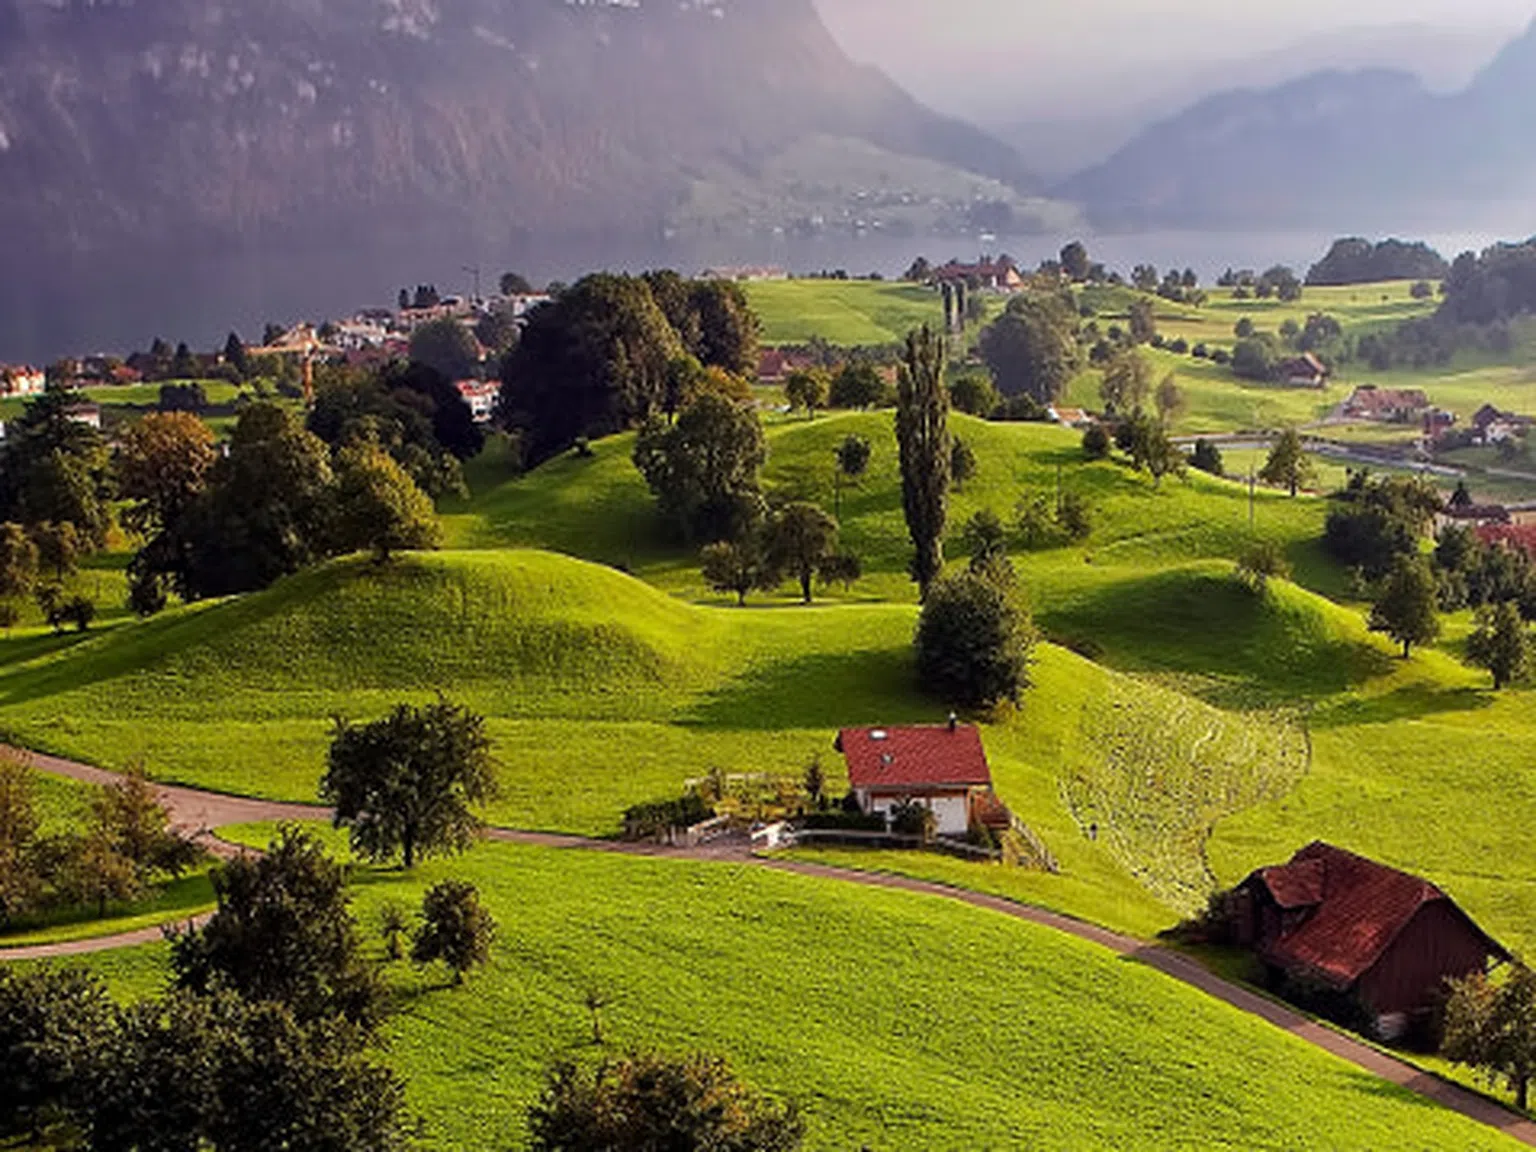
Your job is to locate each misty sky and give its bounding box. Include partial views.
[817,0,1536,118]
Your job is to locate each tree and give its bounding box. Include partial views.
[1191,439,1224,476]
[117,412,217,536]
[0,522,38,615]
[895,326,951,599]
[528,1051,804,1152]
[833,434,872,519]
[499,274,686,464]
[31,520,81,583]
[1259,429,1314,497]
[701,536,774,607]
[1,388,112,546]
[1128,298,1157,345]
[1467,601,1530,690]
[977,293,1080,403]
[767,503,839,605]
[1060,241,1091,282]
[1450,480,1475,511]
[169,826,384,1028]
[914,572,1036,710]
[1234,317,1256,339]
[1236,539,1292,595]
[1125,411,1185,487]
[1231,337,1278,382]
[1100,350,1152,414]
[323,699,497,870]
[223,332,251,380]
[950,437,978,490]
[140,404,338,602]
[1082,424,1111,460]
[476,304,521,359]
[962,509,1008,573]
[0,754,39,924]
[633,394,767,543]
[1155,373,1186,427]
[1369,555,1441,658]
[827,362,885,409]
[1058,491,1093,542]
[89,764,199,883]
[62,830,141,917]
[332,442,441,563]
[783,369,829,419]
[0,967,117,1145]
[409,317,481,382]
[949,373,999,418]
[411,880,496,985]
[500,271,535,296]
[1444,965,1536,1111]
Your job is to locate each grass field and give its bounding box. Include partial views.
[744,279,945,347]
[46,832,1523,1152]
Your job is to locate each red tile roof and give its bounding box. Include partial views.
[1252,843,1507,989]
[837,725,992,791]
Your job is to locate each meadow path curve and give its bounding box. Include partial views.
[5,748,1536,1146]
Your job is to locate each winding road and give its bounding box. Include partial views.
[5,747,1535,1146]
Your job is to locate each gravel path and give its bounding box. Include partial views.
[5,748,1534,1146]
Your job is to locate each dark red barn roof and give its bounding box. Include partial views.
[836,725,992,791]
[1250,843,1509,990]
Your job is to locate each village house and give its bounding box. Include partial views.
[931,257,1024,292]
[456,380,501,425]
[1231,842,1509,1040]
[1048,406,1094,429]
[1340,385,1431,424]
[1276,352,1328,388]
[836,721,1009,838]
[1471,404,1534,446]
[0,365,46,397]
[263,323,323,356]
[65,402,102,431]
[331,318,391,351]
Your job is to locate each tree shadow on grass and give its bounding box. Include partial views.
[680,647,932,732]
[1308,685,1495,730]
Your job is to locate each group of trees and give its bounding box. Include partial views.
[498,273,760,466]
[976,291,1082,404]
[3,822,499,1150]
[699,503,857,607]
[1305,238,1449,287]
[0,757,200,927]
[1323,471,1443,580]
[0,520,95,633]
[127,402,440,612]
[1215,265,1304,302]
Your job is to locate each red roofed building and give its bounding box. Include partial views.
[836,721,1000,836]
[1233,843,1508,1039]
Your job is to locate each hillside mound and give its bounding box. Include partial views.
[0,551,722,709]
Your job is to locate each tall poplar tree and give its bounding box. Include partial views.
[896,326,951,599]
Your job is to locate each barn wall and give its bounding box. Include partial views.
[1356,901,1496,1018]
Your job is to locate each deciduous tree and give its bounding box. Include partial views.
[1100,350,1152,414]
[117,412,217,536]
[1259,429,1314,497]
[323,699,498,870]
[1467,601,1530,690]
[332,442,441,563]
[914,571,1036,710]
[411,880,496,985]
[767,503,839,605]
[528,1052,804,1152]
[783,369,829,419]
[633,394,767,544]
[701,536,774,607]
[1444,965,1536,1111]
[408,318,481,383]
[1369,555,1441,659]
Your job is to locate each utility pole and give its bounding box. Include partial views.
[462,264,482,304]
[1249,465,1257,530]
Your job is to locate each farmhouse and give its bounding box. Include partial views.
[1471,404,1534,446]
[456,380,501,424]
[836,721,1006,837]
[1341,385,1431,424]
[1232,842,1508,1039]
[1277,352,1328,388]
[1048,406,1094,429]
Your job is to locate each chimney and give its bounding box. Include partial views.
[947,712,958,733]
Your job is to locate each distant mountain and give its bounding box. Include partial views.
[989,23,1506,181]
[0,0,1050,265]
[1059,19,1536,231]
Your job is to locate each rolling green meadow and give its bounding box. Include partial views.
[12,275,1536,1143]
[32,830,1520,1152]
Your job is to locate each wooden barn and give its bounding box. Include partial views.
[1232,842,1509,1040]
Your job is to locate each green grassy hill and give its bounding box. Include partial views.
[52,835,1526,1152]
[743,280,948,347]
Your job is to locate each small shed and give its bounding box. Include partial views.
[1232,842,1509,1039]
[836,722,1000,837]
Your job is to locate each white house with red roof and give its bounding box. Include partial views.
[835,721,1000,837]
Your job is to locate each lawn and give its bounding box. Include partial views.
[744,279,944,347]
[39,833,1526,1152]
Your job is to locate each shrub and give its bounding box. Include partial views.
[1082,424,1111,460]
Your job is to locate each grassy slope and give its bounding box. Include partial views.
[76,834,1528,1152]
[743,280,943,347]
